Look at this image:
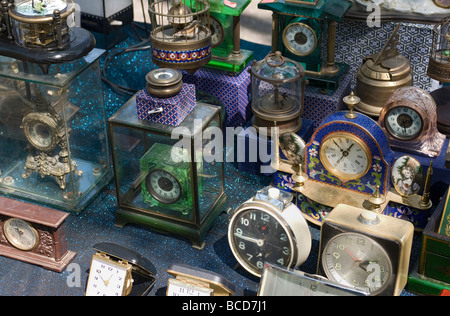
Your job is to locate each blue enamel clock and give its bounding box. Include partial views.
[305,111,394,197]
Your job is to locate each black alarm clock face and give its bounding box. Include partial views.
[282,22,318,57]
[228,207,294,276]
[145,169,182,204]
[384,106,423,141]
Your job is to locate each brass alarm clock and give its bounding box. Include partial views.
[317,204,414,296]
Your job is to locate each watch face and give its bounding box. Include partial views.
[145,169,182,204]
[228,206,294,277]
[319,133,371,181]
[3,218,39,251]
[322,232,393,295]
[384,106,423,141]
[210,16,225,48]
[85,255,132,296]
[282,22,318,57]
[22,112,60,152]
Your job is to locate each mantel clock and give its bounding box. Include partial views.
[258,0,353,89]
[0,196,76,272]
[203,0,253,73]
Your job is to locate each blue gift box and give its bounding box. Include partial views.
[136,83,196,127]
[182,65,252,127]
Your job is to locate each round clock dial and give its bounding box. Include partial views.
[209,16,224,48]
[384,106,423,141]
[228,207,295,277]
[3,218,39,251]
[22,112,60,152]
[145,169,182,204]
[282,22,318,57]
[322,232,393,295]
[320,132,371,181]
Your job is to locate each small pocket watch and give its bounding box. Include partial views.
[228,186,312,277]
[317,204,414,296]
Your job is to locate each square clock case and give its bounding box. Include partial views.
[108,96,227,249]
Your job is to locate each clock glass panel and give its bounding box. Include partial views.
[145,169,182,204]
[319,133,371,181]
[229,208,293,276]
[384,106,423,141]
[322,232,393,295]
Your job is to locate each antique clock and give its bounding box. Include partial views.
[317,204,414,296]
[85,243,157,296]
[378,86,446,158]
[228,186,312,277]
[0,196,76,272]
[205,0,253,73]
[258,0,353,88]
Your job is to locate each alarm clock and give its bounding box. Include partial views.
[85,243,157,296]
[378,86,446,158]
[228,186,312,277]
[317,204,414,296]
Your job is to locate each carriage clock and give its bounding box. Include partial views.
[258,0,352,89]
[317,204,414,296]
[203,0,253,73]
[378,86,446,158]
[271,92,433,226]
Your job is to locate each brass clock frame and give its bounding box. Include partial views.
[282,22,318,57]
[319,132,372,182]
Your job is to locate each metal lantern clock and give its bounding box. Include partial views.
[148,0,212,73]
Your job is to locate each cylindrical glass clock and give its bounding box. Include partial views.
[250,51,305,135]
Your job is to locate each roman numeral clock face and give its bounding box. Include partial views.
[319,133,371,181]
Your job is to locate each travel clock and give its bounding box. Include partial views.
[317,204,414,296]
[258,0,353,88]
[85,243,157,296]
[378,86,446,157]
[228,186,311,277]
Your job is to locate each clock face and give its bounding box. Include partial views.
[282,22,318,57]
[321,232,393,295]
[3,218,39,251]
[228,207,294,277]
[210,16,225,48]
[384,106,423,141]
[145,169,182,204]
[319,133,371,181]
[85,255,132,296]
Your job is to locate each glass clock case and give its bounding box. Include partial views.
[0,48,112,213]
[108,96,226,249]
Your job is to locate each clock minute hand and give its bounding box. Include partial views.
[235,233,265,247]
